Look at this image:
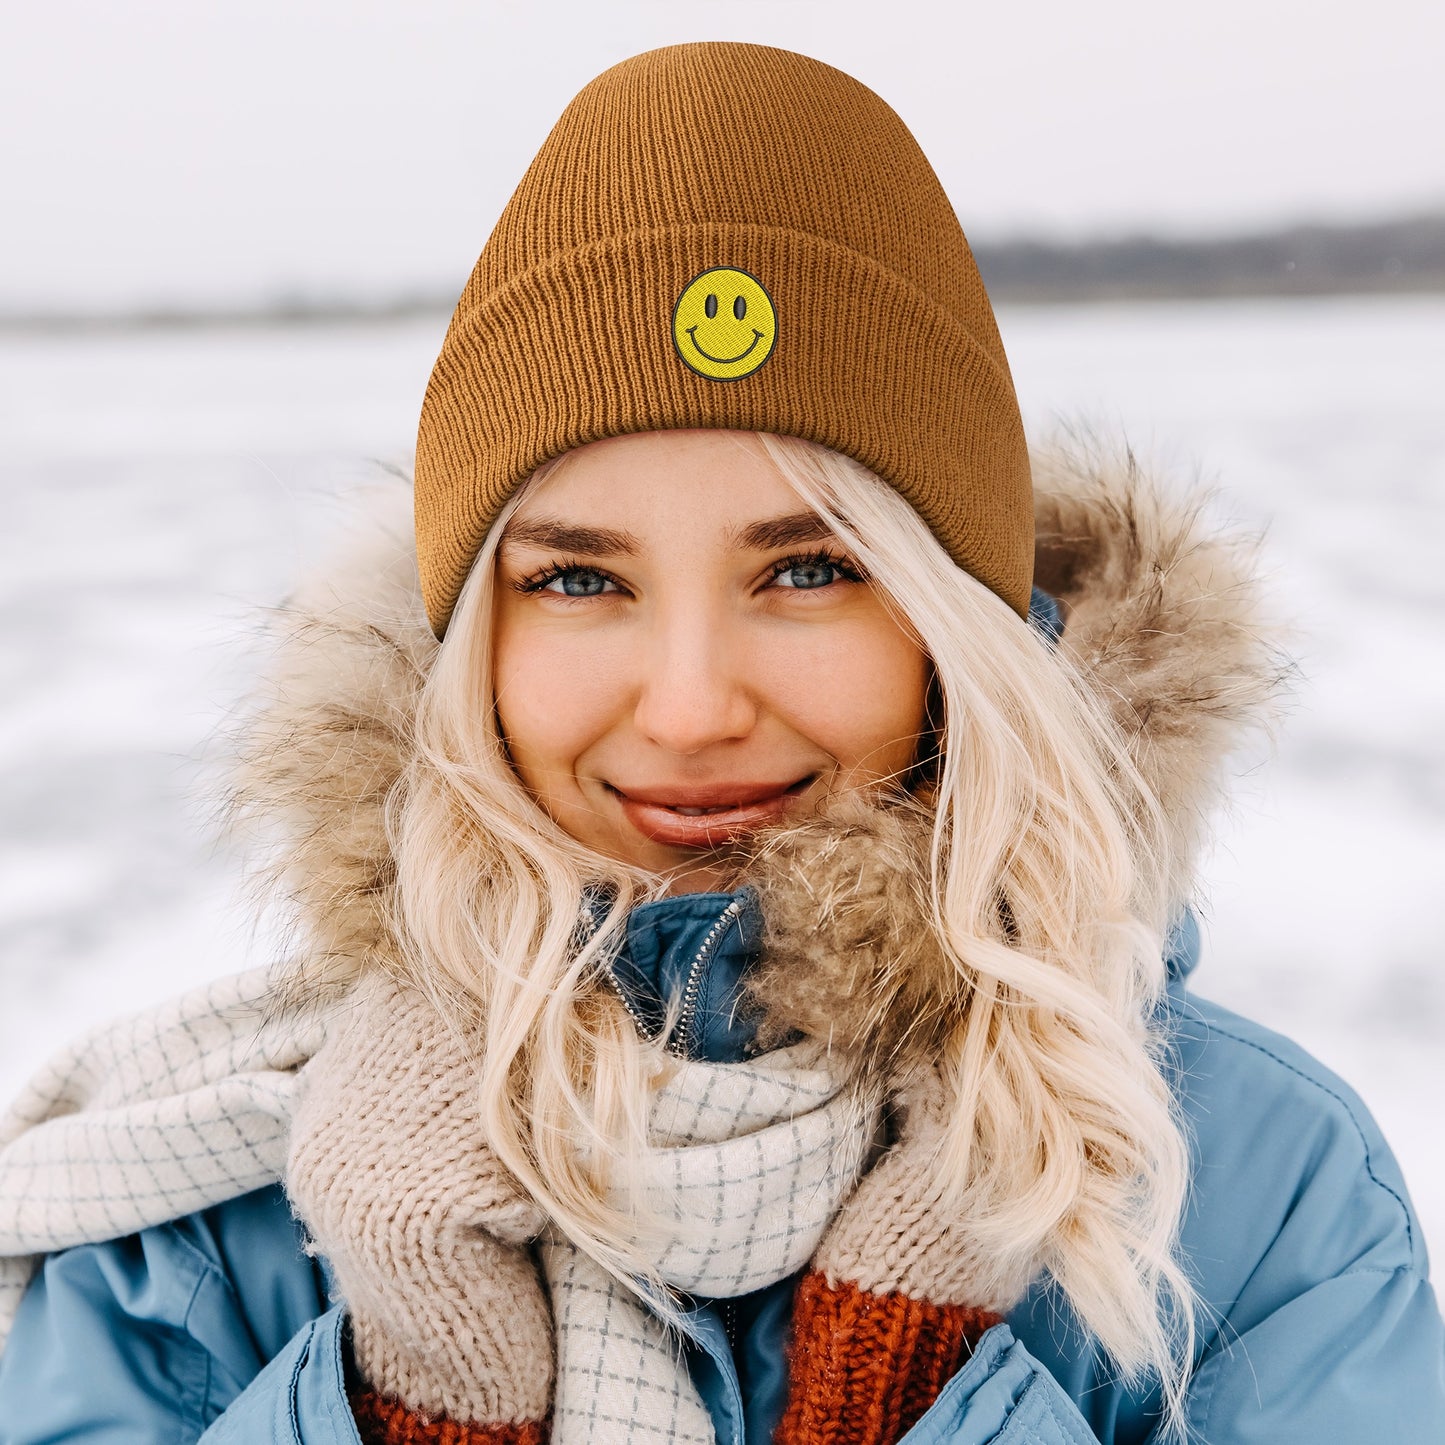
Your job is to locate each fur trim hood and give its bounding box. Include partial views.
[231,435,1287,999]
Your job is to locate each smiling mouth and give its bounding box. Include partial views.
[610,777,814,848]
[685,327,765,366]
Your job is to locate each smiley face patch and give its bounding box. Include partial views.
[672,268,777,381]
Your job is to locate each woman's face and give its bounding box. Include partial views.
[492,430,931,892]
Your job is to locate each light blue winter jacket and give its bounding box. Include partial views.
[1,891,1442,1443]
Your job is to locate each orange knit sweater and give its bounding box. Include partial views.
[350,1271,1000,1445]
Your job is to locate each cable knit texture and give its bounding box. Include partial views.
[291,970,873,1443]
[810,1060,1041,1313]
[286,976,554,1428]
[775,1273,1000,1445]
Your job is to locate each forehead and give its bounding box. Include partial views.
[507,430,805,534]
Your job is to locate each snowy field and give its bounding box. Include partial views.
[1,296,1442,1261]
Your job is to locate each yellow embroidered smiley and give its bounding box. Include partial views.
[672,268,777,381]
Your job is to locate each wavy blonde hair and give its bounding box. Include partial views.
[388,433,1196,1435]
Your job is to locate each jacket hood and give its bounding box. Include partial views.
[230,434,1287,999]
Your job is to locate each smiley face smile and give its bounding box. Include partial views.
[684,326,765,366]
[671,267,777,381]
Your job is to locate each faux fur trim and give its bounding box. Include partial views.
[1033,434,1289,891]
[229,437,1287,998]
[739,792,951,1061]
[229,495,436,996]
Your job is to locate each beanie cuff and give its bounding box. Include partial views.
[415,222,1032,635]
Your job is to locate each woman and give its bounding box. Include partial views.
[0,41,1440,1445]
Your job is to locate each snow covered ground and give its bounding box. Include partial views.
[2,296,1442,1260]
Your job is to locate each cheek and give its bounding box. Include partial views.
[491,619,627,786]
[761,620,930,768]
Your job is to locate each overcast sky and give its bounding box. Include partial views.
[3,0,1442,315]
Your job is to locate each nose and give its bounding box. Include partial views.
[631,609,758,755]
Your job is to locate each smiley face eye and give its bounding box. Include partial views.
[733,295,747,321]
[705,293,718,319]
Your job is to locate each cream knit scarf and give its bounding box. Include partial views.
[0,968,874,1444]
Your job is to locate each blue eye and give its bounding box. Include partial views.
[537,567,616,597]
[774,559,844,589]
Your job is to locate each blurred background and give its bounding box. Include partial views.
[2,0,1443,1258]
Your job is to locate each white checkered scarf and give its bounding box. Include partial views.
[0,969,876,1445]
[543,1045,875,1445]
[0,968,320,1347]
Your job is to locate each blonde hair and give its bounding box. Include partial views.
[389,434,1196,1434]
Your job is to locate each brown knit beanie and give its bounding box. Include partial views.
[414,41,1032,637]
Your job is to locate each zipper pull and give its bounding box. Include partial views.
[721,1297,739,1351]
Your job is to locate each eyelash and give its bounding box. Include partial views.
[766,549,866,587]
[513,549,865,596]
[513,557,611,595]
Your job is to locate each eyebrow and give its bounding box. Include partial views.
[499,509,838,557]
[498,518,642,556]
[729,511,838,551]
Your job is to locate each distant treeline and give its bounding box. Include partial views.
[6,213,1445,330]
[973,212,1445,303]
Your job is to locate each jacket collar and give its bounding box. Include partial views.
[590,889,765,1064]
[595,890,1198,1069]
[1164,906,1201,987]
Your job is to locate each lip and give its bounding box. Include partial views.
[611,777,813,848]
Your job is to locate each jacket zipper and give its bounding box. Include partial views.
[596,896,746,1058]
[584,906,663,1044]
[605,972,663,1044]
[670,897,745,1060]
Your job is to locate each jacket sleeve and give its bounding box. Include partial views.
[197,1305,362,1445]
[1160,1010,1445,1442]
[898,1324,1101,1445]
[1181,1264,1443,1440]
[901,1265,1445,1444]
[901,1005,1445,1444]
[0,1185,359,1445]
